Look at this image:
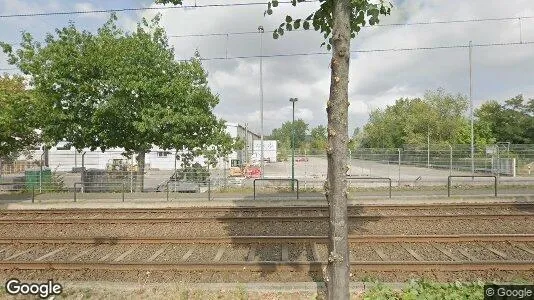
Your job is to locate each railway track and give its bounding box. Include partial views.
[0,235,533,274]
[0,213,532,224]
[1,203,533,281]
[1,234,534,244]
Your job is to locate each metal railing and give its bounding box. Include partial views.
[165,180,211,201]
[0,183,35,203]
[253,178,299,200]
[447,175,497,197]
[347,176,392,198]
[73,182,125,202]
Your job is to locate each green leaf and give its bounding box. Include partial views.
[278,27,285,36]
[273,30,279,39]
[291,0,297,6]
[286,23,293,31]
[285,15,292,22]
[294,19,301,29]
[272,0,279,7]
[326,44,331,51]
[303,20,310,30]
[267,8,273,15]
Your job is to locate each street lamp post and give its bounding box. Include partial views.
[290,97,298,191]
[258,25,265,178]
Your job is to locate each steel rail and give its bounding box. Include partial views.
[0,234,534,244]
[2,202,533,214]
[0,213,532,224]
[0,261,532,272]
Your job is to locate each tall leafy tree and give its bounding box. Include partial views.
[267,1,392,297]
[1,14,235,190]
[156,0,392,297]
[0,74,41,159]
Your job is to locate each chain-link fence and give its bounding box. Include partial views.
[1,144,534,200]
[352,144,534,177]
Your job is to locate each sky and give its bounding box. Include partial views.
[1,0,534,137]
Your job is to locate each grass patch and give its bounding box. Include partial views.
[363,280,485,300]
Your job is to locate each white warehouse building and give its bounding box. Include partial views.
[18,123,265,172]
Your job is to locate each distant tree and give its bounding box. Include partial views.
[1,14,235,190]
[360,89,471,148]
[475,95,534,144]
[348,127,362,149]
[310,125,327,152]
[269,119,309,150]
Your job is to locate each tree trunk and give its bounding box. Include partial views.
[326,0,351,299]
[137,151,145,192]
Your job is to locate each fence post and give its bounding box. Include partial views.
[166,182,170,202]
[74,183,77,202]
[397,148,401,187]
[39,152,44,193]
[253,179,256,200]
[296,179,299,200]
[447,176,451,197]
[122,182,125,202]
[208,179,211,201]
[388,178,391,198]
[494,176,498,197]
[32,185,35,203]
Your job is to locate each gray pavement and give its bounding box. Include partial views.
[2,192,534,210]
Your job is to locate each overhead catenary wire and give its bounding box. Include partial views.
[1,14,533,47]
[167,15,534,38]
[2,40,533,70]
[188,40,534,61]
[0,0,320,18]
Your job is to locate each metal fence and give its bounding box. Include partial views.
[351,144,534,177]
[1,145,534,200]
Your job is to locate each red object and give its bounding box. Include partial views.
[245,167,262,178]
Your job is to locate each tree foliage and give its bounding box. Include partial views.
[310,125,327,150]
[269,119,309,150]
[361,89,476,148]
[359,91,534,149]
[266,0,392,50]
[475,95,534,144]
[360,89,474,148]
[1,14,235,164]
[0,74,41,158]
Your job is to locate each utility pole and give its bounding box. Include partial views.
[469,40,474,175]
[290,97,298,191]
[258,25,265,178]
